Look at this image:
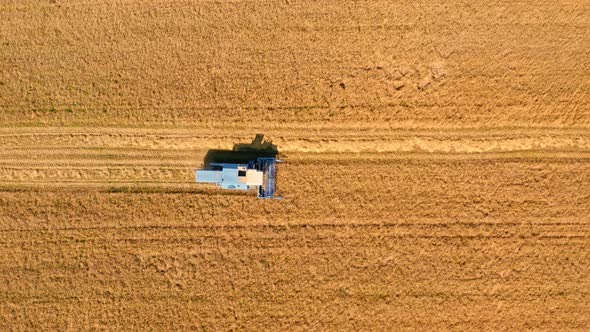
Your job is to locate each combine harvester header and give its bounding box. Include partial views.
[196,157,281,199]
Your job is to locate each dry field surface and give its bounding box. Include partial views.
[1,0,590,330]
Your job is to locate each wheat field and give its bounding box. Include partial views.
[1,0,589,330]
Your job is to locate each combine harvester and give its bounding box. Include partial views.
[196,158,281,199]
[195,135,282,199]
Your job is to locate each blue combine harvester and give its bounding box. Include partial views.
[196,157,281,199]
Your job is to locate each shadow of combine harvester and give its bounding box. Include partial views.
[197,134,282,199]
[202,134,278,169]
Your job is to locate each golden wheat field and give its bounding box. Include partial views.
[1,0,589,330]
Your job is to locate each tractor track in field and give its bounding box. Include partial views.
[1,127,589,190]
[1,127,590,152]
